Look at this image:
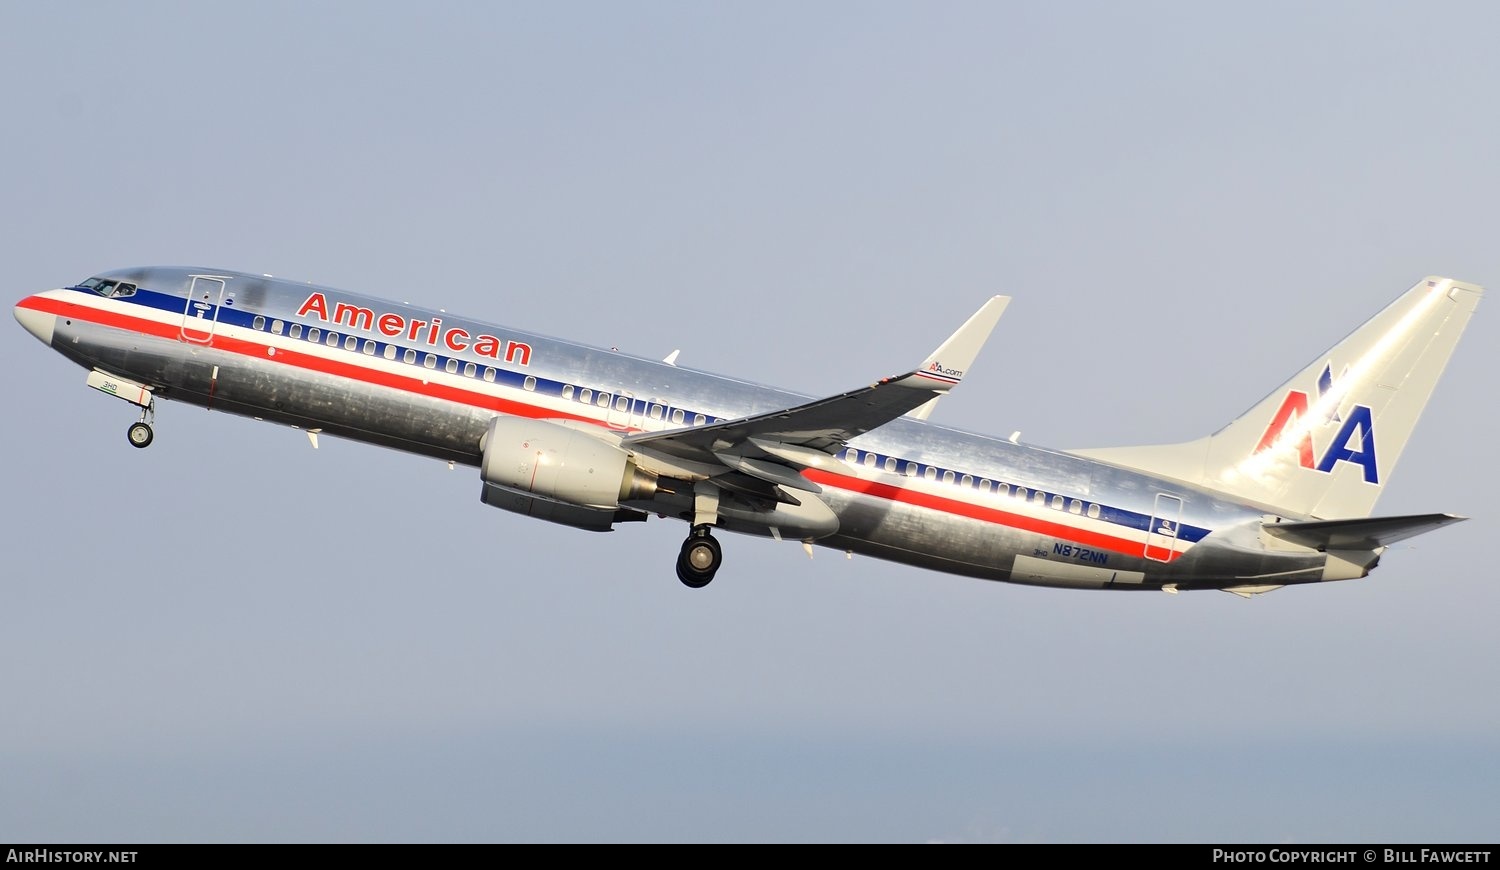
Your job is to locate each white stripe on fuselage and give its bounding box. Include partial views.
[59,287,1195,560]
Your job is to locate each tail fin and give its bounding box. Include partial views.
[1072,277,1483,518]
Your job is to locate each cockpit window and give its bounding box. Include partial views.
[78,277,136,298]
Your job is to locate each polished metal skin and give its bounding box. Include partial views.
[13,266,1481,594]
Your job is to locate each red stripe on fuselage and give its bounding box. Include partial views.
[19,294,601,428]
[801,469,1174,561]
[24,294,1181,561]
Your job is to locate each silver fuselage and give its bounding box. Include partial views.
[16,266,1335,591]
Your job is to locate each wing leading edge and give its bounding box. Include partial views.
[624,296,1010,487]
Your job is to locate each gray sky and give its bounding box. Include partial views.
[2,1,1496,843]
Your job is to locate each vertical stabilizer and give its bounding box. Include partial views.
[1071,277,1483,518]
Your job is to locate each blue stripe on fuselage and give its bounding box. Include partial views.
[72,285,1213,547]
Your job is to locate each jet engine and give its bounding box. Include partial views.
[480,416,657,512]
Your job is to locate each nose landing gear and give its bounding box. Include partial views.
[83,370,158,449]
[127,418,154,449]
[124,395,157,449]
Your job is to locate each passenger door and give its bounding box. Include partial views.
[180,275,232,344]
[1145,493,1183,561]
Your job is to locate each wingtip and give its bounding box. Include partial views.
[913,295,1010,391]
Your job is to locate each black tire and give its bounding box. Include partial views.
[127,422,154,449]
[676,533,721,588]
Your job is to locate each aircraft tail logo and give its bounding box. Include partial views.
[1069,277,1482,518]
[1253,362,1378,484]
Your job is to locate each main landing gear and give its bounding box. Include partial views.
[676,525,722,588]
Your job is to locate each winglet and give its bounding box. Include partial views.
[909,295,1010,392]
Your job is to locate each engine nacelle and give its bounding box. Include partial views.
[480,416,656,508]
[481,483,647,532]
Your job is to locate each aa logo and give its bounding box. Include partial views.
[1253,363,1378,484]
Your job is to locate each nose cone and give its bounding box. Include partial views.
[14,299,56,346]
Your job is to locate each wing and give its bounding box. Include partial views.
[624,296,1009,494]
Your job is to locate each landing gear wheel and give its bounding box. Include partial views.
[127,421,154,449]
[676,526,722,588]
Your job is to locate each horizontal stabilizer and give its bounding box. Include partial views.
[1263,513,1466,551]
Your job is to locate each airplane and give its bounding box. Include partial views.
[12,268,1481,594]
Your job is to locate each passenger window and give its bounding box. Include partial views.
[671,408,684,425]
[864,452,877,468]
[693,414,705,426]
[562,385,574,400]
[423,354,436,369]
[307,327,320,342]
[290,323,303,339]
[846,449,859,464]
[1016,487,1028,500]
[346,335,358,350]
[615,396,629,411]
[253,316,266,330]
[272,320,284,335]
[649,404,663,420]
[1069,499,1082,515]
[904,462,917,477]
[1033,491,1047,505]
[961,474,973,488]
[580,388,592,404]
[403,348,416,364]
[884,456,897,472]
[923,467,936,481]
[942,470,955,484]
[326,332,339,347]
[464,362,476,377]
[483,368,496,383]
[997,483,1009,497]
[597,393,611,407]
[524,376,536,391]
[979,479,991,493]
[1087,504,1101,519]
[1051,495,1063,510]
[383,345,396,360]
[445,358,459,374]
[362,340,375,355]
